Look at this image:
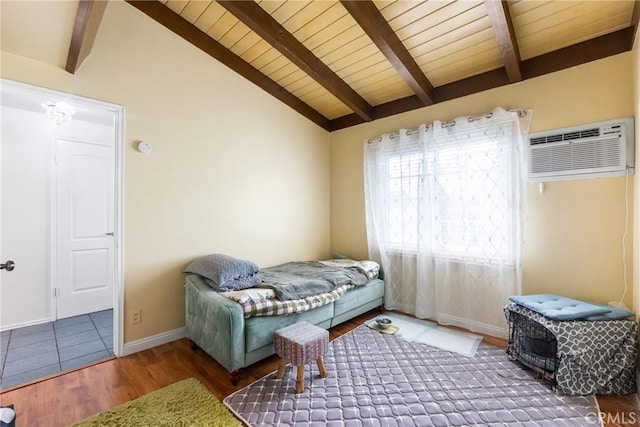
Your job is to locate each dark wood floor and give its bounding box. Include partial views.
[0,310,637,426]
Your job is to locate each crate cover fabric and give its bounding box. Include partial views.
[505,303,637,395]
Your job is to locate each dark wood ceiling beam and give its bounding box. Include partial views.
[521,28,632,79]
[631,0,639,49]
[65,0,108,74]
[434,68,509,102]
[330,96,425,131]
[330,69,508,131]
[484,0,522,83]
[340,0,434,106]
[125,1,330,131]
[331,27,631,131]
[217,0,373,122]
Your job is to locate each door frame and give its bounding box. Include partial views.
[2,79,125,357]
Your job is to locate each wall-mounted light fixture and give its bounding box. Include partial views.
[42,101,75,125]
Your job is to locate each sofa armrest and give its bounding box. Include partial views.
[185,274,245,373]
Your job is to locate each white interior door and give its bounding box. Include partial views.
[55,138,115,319]
[1,106,58,329]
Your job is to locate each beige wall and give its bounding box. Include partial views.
[1,2,331,342]
[331,53,635,308]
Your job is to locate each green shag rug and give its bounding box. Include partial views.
[71,378,243,426]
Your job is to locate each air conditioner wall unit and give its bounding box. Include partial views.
[527,117,635,181]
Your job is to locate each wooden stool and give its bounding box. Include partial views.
[274,321,329,393]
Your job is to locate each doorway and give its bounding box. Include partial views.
[0,79,124,382]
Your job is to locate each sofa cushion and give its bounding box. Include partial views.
[334,279,384,317]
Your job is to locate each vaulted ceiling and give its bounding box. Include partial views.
[45,1,640,131]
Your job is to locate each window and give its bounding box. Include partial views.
[384,137,513,264]
[364,108,530,329]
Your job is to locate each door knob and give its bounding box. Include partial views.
[0,260,15,271]
[106,232,114,236]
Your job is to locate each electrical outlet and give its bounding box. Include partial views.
[132,309,142,325]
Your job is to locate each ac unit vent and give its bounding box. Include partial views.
[530,128,601,145]
[527,117,635,181]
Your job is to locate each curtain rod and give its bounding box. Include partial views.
[367,108,528,143]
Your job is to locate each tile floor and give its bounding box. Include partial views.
[0,309,113,390]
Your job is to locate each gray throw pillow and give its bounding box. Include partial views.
[184,254,260,291]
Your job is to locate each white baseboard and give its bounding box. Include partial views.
[381,306,508,339]
[1,317,51,332]
[122,327,186,356]
[437,313,508,339]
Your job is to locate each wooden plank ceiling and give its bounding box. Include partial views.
[122,0,639,131]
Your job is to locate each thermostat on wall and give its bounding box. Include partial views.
[137,141,152,153]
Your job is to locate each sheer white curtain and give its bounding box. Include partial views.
[364,107,532,337]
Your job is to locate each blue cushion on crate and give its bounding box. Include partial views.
[583,305,634,321]
[508,294,612,321]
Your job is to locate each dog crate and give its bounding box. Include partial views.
[506,310,559,384]
[504,303,638,395]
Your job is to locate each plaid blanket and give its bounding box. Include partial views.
[238,284,354,318]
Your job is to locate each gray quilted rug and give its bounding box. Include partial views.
[224,325,602,426]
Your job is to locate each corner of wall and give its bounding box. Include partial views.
[633,33,640,316]
[632,29,640,400]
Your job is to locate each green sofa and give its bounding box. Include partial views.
[185,274,385,384]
